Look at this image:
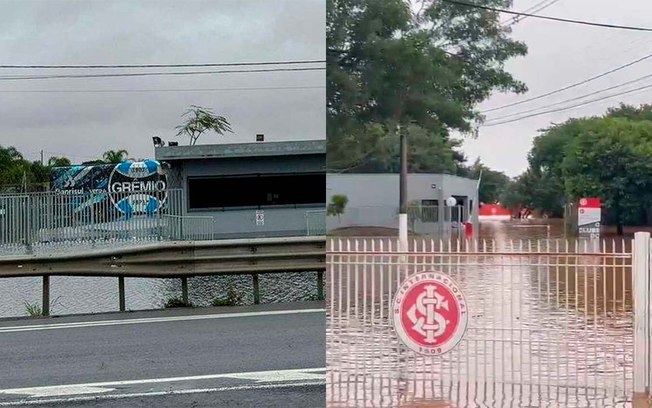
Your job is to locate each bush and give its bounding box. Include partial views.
[211,287,243,307]
[24,301,42,317]
[164,297,191,308]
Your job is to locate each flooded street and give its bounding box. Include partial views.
[327,220,635,407]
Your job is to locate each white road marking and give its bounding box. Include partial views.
[6,385,116,398]
[0,381,325,406]
[0,308,325,334]
[0,367,325,398]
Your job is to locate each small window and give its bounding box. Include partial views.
[421,199,438,222]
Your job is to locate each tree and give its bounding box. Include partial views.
[460,158,509,204]
[103,149,129,164]
[327,194,349,221]
[562,117,652,235]
[327,0,527,172]
[47,156,71,167]
[0,146,51,191]
[175,105,233,146]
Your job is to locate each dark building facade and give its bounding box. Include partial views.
[155,140,326,238]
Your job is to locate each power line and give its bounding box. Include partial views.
[0,85,325,94]
[0,60,325,69]
[0,66,326,81]
[444,0,652,32]
[502,0,561,26]
[485,73,652,121]
[481,51,652,113]
[482,83,652,126]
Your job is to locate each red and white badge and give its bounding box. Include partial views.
[392,272,468,356]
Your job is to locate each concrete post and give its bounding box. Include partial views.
[633,231,650,395]
[181,277,189,306]
[118,277,126,312]
[252,274,260,304]
[317,270,324,301]
[42,275,50,316]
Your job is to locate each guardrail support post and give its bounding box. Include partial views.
[181,277,189,306]
[42,275,50,317]
[317,271,324,301]
[252,274,260,304]
[118,277,126,312]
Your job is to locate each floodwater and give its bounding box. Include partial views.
[327,219,636,407]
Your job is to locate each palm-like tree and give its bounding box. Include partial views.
[175,105,233,146]
[103,149,129,164]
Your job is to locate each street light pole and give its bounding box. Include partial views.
[398,123,408,253]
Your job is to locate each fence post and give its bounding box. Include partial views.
[252,274,260,304]
[633,231,650,395]
[118,277,126,312]
[317,270,324,300]
[42,275,50,317]
[181,277,189,305]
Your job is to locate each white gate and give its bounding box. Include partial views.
[327,237,634,407]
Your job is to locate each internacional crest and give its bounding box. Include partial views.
[392,271,468,356]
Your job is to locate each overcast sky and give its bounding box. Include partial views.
[0,0,325,164]
[461,0,652,176]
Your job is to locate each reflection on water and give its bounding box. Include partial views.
[0,272,319,318]
[327,220,635,407]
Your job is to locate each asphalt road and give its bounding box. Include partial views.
[0,302,325,407]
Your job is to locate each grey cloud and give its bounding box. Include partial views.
[464,0,652,176]
[0,0,324,164]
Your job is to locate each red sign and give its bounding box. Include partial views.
[392,272,468,355]
[578,197,601,209]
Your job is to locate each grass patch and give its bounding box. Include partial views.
[24,301,42,317]
[164,297,192,308]
[211,287,243,307]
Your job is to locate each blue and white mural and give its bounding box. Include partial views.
[50,160,168,216]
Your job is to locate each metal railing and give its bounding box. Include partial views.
[163,214,215,241]
[306,209,326,236]
[327,237,633,407]
[0,236,326,316]
[327,205,469,236]
[0,189,183,251]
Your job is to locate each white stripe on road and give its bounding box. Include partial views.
[0,381,325,406]
[0,367,325,398]
[0,308,324,334]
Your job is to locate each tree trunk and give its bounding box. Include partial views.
[616,222,624,236]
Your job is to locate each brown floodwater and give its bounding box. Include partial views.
[327,219,636,407]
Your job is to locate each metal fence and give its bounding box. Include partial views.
[306,209,326,236]
[327,237,633,407]
[327,205,469,237]
[0,189,184,249]
[163,214,215,241]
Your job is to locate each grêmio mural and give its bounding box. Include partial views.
[50,160,168,217]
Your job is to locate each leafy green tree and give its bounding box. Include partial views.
[460,158,509,204]
[102,149,129,164]
[0,146,77,191]
[176,105,233,146]
[47,156,71,167]
[327,0,527,172]
[562,117,652,235]
[327,194,349,221]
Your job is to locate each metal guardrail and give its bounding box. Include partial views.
[0,236,326,316]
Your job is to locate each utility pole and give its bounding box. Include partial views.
[398,123,408,253]
[40,150,44,166]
